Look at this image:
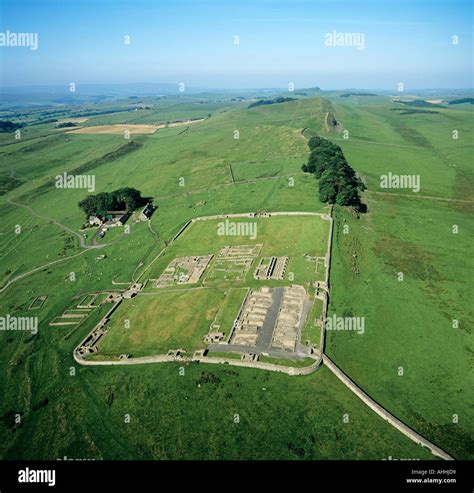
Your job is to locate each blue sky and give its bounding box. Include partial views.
[0,0,472,90]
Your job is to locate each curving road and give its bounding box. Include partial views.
[1,198,136,293]
[7,198,104,250]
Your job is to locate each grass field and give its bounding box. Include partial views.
[0,91,472,460]
[144,215,329,289]
[98,288,225,357]
[324,95,474,459]
[301,297,323,348]
[98,214,329,358]
[210,287,248,337]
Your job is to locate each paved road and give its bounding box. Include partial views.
[255,287,284,351]
[208,287,311,360]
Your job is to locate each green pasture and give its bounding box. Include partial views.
[0,92,472,460]
[98,288,225,357]
[143,215,329,288]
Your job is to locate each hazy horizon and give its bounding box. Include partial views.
[1,82,474,92]
[1,0,472,91]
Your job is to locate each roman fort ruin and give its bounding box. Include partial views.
[65,212,332,374]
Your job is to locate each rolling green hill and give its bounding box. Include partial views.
[0,93,472,460]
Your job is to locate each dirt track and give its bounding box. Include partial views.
[1,199,133,293]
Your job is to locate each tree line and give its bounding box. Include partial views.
[0,120,24,133]
[248,96,296,109]
[302,135,365,211]
[55,122,77,128]
[78,187,147,217]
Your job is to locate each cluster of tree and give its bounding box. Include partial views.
[0,120,24,133]
[340,92,377,97]
[55,122,77,128]
[30,118,58,126]
[78,187,147,217]
[302,135,365,210]
[448,98,474,105]
[396,99,441,108]
[69,107,135,118]
[390,108,439,115]
[248,96,296,109]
